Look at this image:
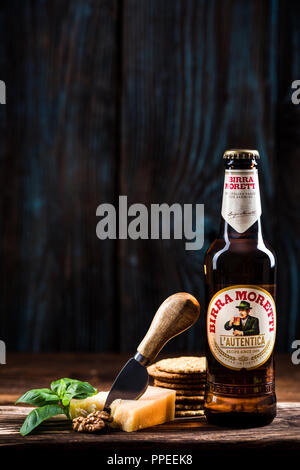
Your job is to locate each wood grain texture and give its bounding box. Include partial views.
[137,293,200,361]
[0,0,299,352]
[1,403,300,452]
[120,0,281,352]
[0,354,299,455]
[0,353,297,402]
[275,0,300,349]
[0,0,119,351]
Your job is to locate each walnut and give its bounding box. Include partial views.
[97,410,113,423]
[72,410,113,433]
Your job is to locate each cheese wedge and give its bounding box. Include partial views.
[69,391,108,419]
[69,386,175,432]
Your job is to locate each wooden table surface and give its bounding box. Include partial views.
[0,353,300,458]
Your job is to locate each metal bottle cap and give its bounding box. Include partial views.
[223,149,260,160]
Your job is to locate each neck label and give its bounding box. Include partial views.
[221,169,262,233]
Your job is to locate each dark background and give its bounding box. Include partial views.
[0,0,299,353]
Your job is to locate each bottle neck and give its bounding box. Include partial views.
[219,218,263,241]
[219,158,263,241]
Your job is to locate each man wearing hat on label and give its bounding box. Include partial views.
[224,301,260,336]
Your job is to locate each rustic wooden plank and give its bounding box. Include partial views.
[0,403,299,452]
[0,0,299,355]
[120,0,278,352]
[0,354,298,455]
[275,0,300,349]
[0,0,119,351]
[0,353,298,403]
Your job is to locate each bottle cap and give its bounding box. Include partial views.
[223,149,260,160]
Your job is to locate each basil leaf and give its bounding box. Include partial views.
[65,381,97,399]
[18,378,97,435]
[20,404,64,436]
[50,378,81,394]
[15,388,59,407]
[50,378,96,400]
[61,396,71,407]
[55,379,67,399]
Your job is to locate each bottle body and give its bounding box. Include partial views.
[204,151,277,427]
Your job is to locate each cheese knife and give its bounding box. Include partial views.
[103,292,200,411]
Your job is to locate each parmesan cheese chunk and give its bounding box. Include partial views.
[69,391,107,419]
[69,386,175,432]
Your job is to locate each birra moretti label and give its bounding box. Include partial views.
[207,286,276,370]
[221,169,262,233]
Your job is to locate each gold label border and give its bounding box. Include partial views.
[207,285,277,371]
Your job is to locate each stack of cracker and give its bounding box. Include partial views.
[148,356,206,417]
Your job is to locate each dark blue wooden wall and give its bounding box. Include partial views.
[0,0,299,352]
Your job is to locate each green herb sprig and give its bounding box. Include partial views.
[15,378,97,436]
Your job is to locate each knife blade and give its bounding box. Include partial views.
[104,292,200,411]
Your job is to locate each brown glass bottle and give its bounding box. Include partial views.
[204,149,277,427]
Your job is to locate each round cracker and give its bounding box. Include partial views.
[147,364,206,383]
[175,394,205,402]
[176,404,203,410]
[154,379,206,390]
[154,383,205,396]
[174,387,206,395]
[153,376,206,385]
[155,356,206,374]
[175,409,204,417]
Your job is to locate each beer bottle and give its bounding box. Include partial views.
[204,149,277,427]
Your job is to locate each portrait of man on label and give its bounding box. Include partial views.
[224,301,260,336]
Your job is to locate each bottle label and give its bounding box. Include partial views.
[207,285,276,370]
[221,169,262,233]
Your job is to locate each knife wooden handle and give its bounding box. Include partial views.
[137,292,200,363]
